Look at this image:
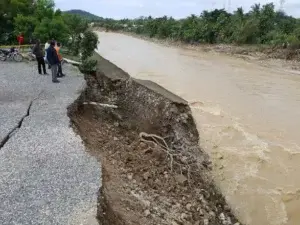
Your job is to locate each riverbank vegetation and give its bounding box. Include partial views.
[0,0,98,69]
[0,0,98,50]
[95,3,300,49]
[1,0,72,44]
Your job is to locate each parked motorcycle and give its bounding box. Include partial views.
[0,47,23,62]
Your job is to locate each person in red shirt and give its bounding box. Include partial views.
[17,33,24,46]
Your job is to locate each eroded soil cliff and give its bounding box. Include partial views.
[68,54,242,225]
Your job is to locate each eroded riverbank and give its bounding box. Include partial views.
[96,31,300,225]
[68,54,242,225]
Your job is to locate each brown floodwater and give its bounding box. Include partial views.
[96,32,300,225]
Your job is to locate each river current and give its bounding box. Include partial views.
[97,32,300,225]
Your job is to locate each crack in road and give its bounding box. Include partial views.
[0,91,44,149]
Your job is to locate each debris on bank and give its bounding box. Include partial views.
[64,58,81,66]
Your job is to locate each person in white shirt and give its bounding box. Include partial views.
[44,40,51,69]
[45,40,50,50]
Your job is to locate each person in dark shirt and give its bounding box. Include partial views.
[32,40,47,75]
[46,41,60,83]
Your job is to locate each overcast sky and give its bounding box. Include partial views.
[55,0,300,19]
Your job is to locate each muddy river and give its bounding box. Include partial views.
[96,32,300,225]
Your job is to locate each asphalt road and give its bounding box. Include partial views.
[0,62,100,225]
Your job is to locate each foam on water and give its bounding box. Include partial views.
[190,101,300,225]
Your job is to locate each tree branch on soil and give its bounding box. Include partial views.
[139,132,199,186]
[83,102,118,108]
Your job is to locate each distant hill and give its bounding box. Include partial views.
[64,9,102,21]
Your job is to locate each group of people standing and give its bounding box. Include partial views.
[32,40,65,83]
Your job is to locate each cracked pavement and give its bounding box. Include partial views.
[0,62,101,224]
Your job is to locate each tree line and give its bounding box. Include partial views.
[1,0,95,52]
[0,0,98,69]
[95,3,300,48]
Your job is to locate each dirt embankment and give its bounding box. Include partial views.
[68,54,242,225]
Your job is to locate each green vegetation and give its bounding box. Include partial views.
[80,30,99,60]
[0,0,98,67]
[95,3,300,49]
[2,0,299,62]
[79,30,99,73]
[1,0,66,44]
[64,9,102,21]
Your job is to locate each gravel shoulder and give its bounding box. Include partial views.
[0,62,100,225]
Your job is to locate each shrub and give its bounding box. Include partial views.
[79,59,97,74]
[80,30,99,60]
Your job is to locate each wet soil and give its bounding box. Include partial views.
[69,104,241,225]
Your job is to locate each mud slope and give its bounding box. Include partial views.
[68,54,242,225]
